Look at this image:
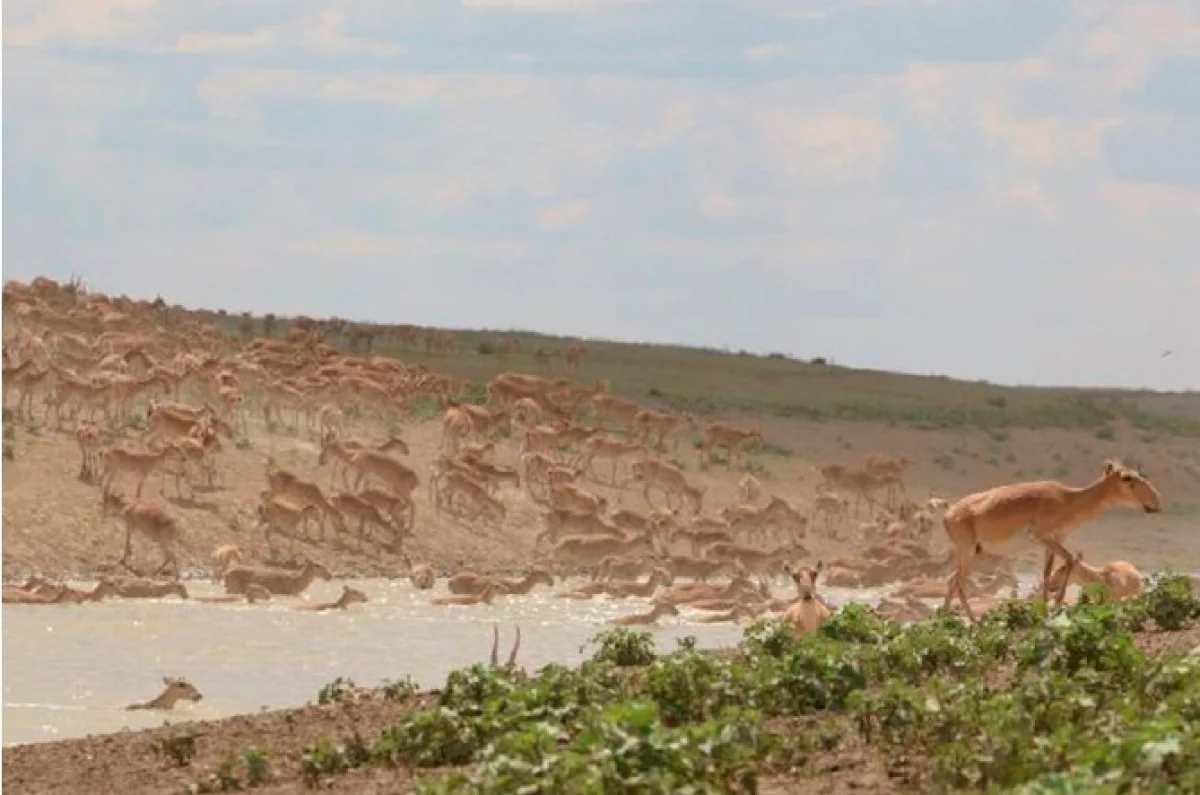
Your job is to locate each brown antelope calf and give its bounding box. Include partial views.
[101,489,185,578]
[1045,551,1143,603]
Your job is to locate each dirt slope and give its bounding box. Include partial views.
[3,402,1198,582]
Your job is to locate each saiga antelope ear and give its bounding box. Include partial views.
[782,562,794,575]
[1103,461,1119,476]
[815,559,825,573]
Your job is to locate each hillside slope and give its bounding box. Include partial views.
[3,294,1199,581]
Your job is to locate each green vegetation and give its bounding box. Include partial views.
[202,310,1200,437]
[292,575,1200,793]
[188,748,271,793]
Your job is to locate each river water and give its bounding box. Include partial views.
[3,576,830,746]
[0,570,1131,746]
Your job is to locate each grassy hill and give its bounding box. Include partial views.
[201,310,1200,439]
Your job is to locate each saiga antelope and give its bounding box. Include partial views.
[941,461,1160,621]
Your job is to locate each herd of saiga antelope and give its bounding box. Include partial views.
[1,276,1170,703]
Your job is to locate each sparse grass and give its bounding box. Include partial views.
[202,312,1200,436]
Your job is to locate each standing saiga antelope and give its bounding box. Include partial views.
[942,461,1161,621]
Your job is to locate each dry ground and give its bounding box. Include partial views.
[3,400,1199,582]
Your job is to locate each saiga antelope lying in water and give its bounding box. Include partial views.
[609,600,679,627]
[447,567,555,596]
[942,461,1160,621]
[294,585,369,612]
[223,558,332,596]
[434,581,500,606]
[126,677,202,711]
[193,583,272,605]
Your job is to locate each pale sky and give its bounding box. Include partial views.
[4,0,1199,390]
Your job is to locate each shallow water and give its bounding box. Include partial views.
[0,570,1139,746]
[3,576,784,746]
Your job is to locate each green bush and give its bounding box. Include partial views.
[290,597,1199,793]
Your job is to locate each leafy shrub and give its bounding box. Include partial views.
[818,603,893,644]
[1126,572,1200,631]
[585,628,656,667]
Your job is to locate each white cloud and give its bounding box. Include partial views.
[4,0,160,48]
[176,27,278,55]
[997,179,1057,221]
[535,200,590,229]
[1083,2,1200,91]
[175,9,402,59]
[7,0,1200,389]
[978,101,1121,170]
[743,43,786,63]
[701,194,738,218]
[1099,181,1200,222]
[756,110,891,184]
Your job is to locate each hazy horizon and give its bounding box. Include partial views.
[4,0,1199,391]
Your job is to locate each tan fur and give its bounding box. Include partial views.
[294,585,369,612]
[126,677,202,711]
[1045,551,1143,602]
[223,559,332,596]
[782,562,831,636]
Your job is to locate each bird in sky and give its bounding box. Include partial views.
[1161,350,1173,358]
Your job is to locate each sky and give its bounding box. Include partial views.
[3,0,1200,391]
